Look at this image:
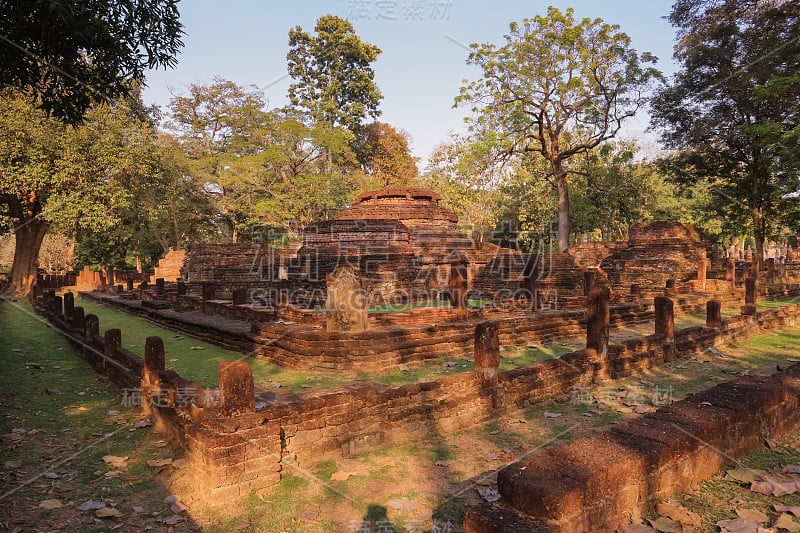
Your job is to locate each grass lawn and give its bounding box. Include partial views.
[6,295,800,531]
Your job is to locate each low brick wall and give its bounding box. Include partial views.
[34,289,800,509]
[465,364,800,532]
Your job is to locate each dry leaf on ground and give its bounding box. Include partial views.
[736,509,769,524]
[774,513,800,532]
[95,507,123,518]
[102,455,128,468]
[38,499,63,510]
[649,515,683,532]
[717,519,759,533]
[656,502,701,528]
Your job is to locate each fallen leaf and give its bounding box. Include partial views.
[171,501,188,514]
[146,459,172,467]
[726,468,766,484]
[649,516,682,532]
[386,497,417,511]
[95,507,123,518]
[730,497,747,506]
[189,346,205,350]
[656,502,702,528]
[717,519,759,533]
[543,411,561,418]
[102,455,128,468]
[476,487,501,503]
[162,514,185,525]
[775,505,800,517]
[774,513,800,532]
[132,505,145,513]
[299,510,319,522]
[104,469,122,478]
[736,509,769,524]
[4,461,21,469]
[133,418,153,429]
[43,471,60,479]
[39,499,63,510]
[785,466,800,474]
[171,458,186,469]
[435,460,452,467]
[617,525,657,533]
[77,500,106,511]
[330,471,354,481]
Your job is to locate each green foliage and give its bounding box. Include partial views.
[420,134,505,242]
[0,0,183,123]
[457,7,660,250]
[287,15,382,134]
[356,122,419,188]
[651,0,800,262]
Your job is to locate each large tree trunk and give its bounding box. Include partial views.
[554,162,571,253]
[752,206,764,276]
[8,218,49,296]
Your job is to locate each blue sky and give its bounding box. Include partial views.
[142,0,678,164]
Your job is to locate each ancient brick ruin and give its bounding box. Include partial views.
[30,185,800,528]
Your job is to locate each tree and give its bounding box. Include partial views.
[457,7,660,251]
[421,134,505,242]
[357,122,419,188]
[166,78,270,242]
[651,0,800,269]
[0,0,183,123]
[287,15,382,134]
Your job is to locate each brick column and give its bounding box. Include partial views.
[177,281,186,296]
[474,320,500,385]
[104,329,122,357]
[85,314,100,338]
[449,261,469,320]
[742,276,757,315]
[583,271,596,296]
[654,296,674,342]
[697,260,707,290]
[706,300,722,329]
[202,282,215,301]
[586,284,610,359]
[144,336,166,383]
[726,259,736,289]
[63,291,74,319]
[232,288,247,306]
[155,278,165,296]
[219,360,255,417]
[72,307,85,332]
[53,295,63,316]
[665,278,677,297]
[126,278,134,291]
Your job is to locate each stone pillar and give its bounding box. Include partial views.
[63,291,75,319]
[155,278,165,296]
[202,282,215,301]
[630,284,641,300]
[523,256,540,311]
[53,295,63,316]
[726,259,736,289]
[177,281,186,296]
[742,276,757,315]
[85,314,100,338]
[654,296,674,342]
[449,260,469,320]
[232,288,247,306]
[586,284,610,359]
[665,278,677,297]
[326,265,368,333]
[219,360,255,417]
[474,320,500,384]
[697,260,707,290]
[583,271,596,296]
[104,329,122,357]
[126,278,134,291]
[766,258,776,280]
[144,336,165,385]
[706,300,722,329]
[72,306,85,332]
[116,284,123,294]
[106,266,115,287]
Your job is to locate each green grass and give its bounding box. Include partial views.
[0,298,192,531]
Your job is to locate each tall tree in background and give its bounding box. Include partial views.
[358,122,419,188]
[651,0,800,269]
[0,0,183,123]
[287,14,382,136]
[166,78,270,242]
[457,7,660,251]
